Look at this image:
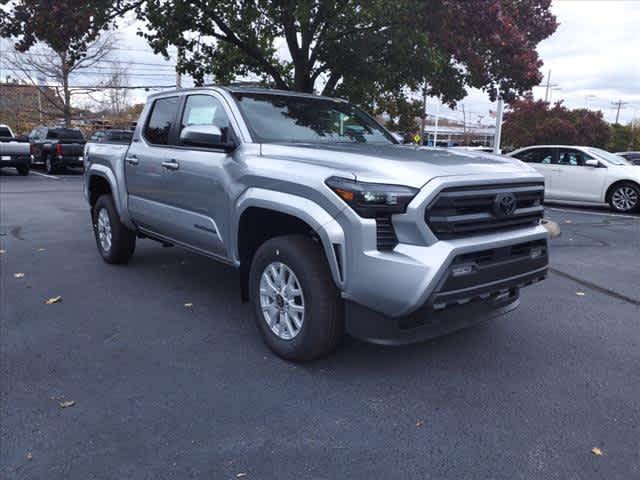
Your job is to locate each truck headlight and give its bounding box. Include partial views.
[325,176,418,218]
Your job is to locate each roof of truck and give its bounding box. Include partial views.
[147,85,347,102]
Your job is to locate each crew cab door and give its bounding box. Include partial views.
[125,95,181,234]
[553,148,608,202]
[160,93,236,258]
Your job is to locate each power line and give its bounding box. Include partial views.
[3,83,177,90]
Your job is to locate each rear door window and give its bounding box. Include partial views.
[514,148,554,164]
[144,97,180,145]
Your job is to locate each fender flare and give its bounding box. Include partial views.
[86,164,136,230]
[234,188,346,288]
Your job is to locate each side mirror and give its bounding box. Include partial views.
[180,125,236,151]
[585,159,600,168]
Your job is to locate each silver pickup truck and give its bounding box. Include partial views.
[0,124,31,175]
[84,86,549,360]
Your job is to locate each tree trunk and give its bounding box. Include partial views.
[62,66,71,127]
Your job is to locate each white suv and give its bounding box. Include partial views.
[509,145,640,213]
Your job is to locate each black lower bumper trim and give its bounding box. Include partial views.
[346,292,520,346]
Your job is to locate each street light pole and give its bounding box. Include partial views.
[493,97,504,154]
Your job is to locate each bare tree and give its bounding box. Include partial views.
[103,61,130,116]
[5,34,116,126]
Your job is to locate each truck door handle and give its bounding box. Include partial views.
[162,159,180,171]
[126,155,139,166]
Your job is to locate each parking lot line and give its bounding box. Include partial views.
[547,206,640,220]
[30,171,61,180]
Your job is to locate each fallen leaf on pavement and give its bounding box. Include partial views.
[59,400,75,408]
[26,452,33,461]
[13,273,25,278]
[576,292,585,296]
[416,420,423,427]
[45,296,62,305]
[184,303,193,308]
[591,447,603,456]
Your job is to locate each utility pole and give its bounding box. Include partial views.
[433,101,440,147]
[420,83,427,146]
[175,47,183,89]
[611,100,628,124]
[544,70,551,103]
[461,104,467,146]
[493,97,504,154]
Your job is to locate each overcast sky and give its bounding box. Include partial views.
[3,0,639,125]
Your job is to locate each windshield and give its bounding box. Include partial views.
[586,147,631,166]
[232,93,395,145]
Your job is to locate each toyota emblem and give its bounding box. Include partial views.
[493,192,517,217]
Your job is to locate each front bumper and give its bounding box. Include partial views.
[346,260,546,345]
[340,221,549,318]
[347,291,520,345]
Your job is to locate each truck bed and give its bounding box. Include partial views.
[0,138,30,158]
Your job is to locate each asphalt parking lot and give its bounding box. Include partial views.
[1,170,639,480]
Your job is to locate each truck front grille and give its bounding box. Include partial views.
[425,182,545,239]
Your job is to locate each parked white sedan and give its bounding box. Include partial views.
[509,145,640,213]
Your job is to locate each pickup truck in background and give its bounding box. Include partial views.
[29,126,86,174]
[0,124,31,176]
[84,86,549,361]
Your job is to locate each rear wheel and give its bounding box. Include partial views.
[249,235,344,361]
[609,182,640,213]
[92,194,136,264]
[16,165,29,176]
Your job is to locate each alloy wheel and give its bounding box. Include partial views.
[259,261,305,340]
[97,208,112,252]
[611,186,638,211]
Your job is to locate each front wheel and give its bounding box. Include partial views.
[92,195,136,264]
[249,235,344,361]
[609,182,640,213]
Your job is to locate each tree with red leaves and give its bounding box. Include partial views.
[503,95,610,149]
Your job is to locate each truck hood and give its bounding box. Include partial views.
[260,143,538,188]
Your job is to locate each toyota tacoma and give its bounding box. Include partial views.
[84,86,549,361]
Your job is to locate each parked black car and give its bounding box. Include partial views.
[616,151,640,165]
[28,127,86,174]
[89,129,133,144]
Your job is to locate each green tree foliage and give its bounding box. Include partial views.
[503,95,610,149]
[3,1,557,109]
[374,93,423,134]
[139,0,556,105]
[606,123,640,152]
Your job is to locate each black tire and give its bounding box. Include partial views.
[92,194,136,264]
[16,165,29,176]
[45,154,56,174]
[249,235,344,361]
[608,182,640,213]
